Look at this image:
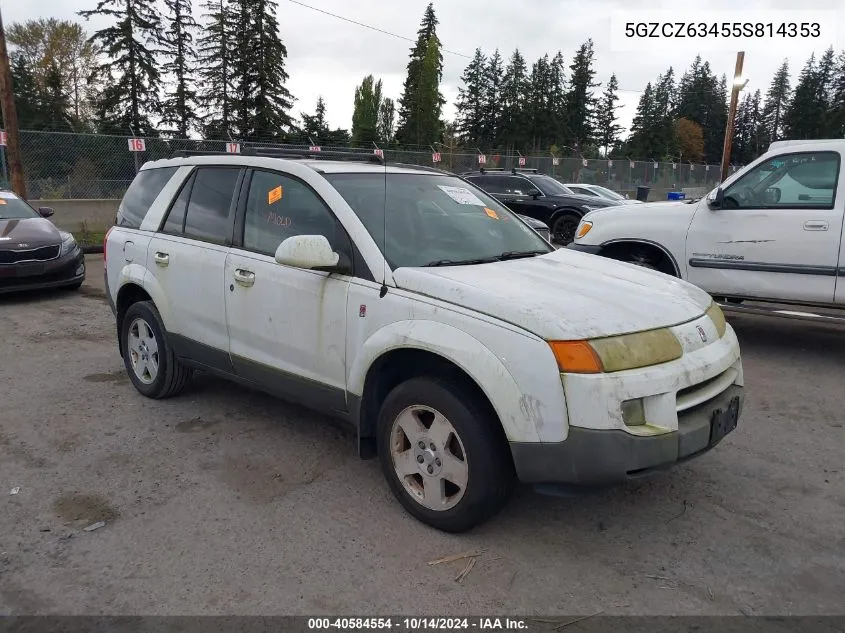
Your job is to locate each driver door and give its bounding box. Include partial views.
[686,150,844,304]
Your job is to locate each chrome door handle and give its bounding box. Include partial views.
[153,251,169,266]
[804,220,829,231]
[233,268,255,287]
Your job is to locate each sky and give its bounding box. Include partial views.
[5,0,844,139]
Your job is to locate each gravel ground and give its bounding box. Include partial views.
[0,255,843,616]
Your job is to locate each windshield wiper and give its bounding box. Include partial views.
[495,250,548,261]
[424,257,500,267]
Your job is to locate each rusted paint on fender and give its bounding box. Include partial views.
[347,320,548,443]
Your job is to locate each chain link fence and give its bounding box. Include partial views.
[2,130,738,200]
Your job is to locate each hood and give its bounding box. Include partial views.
[0,217,61,249]
[547,193,615,207]
[392,247,712,340]
[583,199,691,220]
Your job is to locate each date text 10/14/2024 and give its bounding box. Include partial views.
[307,618,529,631]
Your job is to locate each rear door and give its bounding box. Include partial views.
[147,166,243,370]
[686,150,843,304]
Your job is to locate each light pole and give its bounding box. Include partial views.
[721,52,748,182]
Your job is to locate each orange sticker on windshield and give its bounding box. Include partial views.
[484,207,499,219]
[0,200,6,205]
[268,186,283,205]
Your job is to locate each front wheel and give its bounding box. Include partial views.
[551,212,581,246]
[376,376,515,533]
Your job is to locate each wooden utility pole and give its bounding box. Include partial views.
[0,6,26,198]
[720,51,746,183]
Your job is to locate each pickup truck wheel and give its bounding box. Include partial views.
[121,300,192,399]
[551,212,581,246]
[377,376,514,533]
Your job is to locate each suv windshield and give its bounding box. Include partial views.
[528,175,572,196]
[325,173,553,269]
[0,192,39,220]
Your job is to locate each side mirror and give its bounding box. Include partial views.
[707,187,724,210]
[274,235,349,274]
[38,207,54,218]
[527,189,542,199]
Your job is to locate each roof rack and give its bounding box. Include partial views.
[392,162,450,175]
[170,147,384,164]
[512,167,539,174]
[479,167,505,174]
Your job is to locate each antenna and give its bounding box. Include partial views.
[377,140,388,298]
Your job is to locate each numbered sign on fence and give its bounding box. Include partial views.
[690,163,694,171]
[478,154,487,165]
[630,161,635,169]
[374,148,384,158]
[705,165,710,172]
[552,157,560,166]
[128,138,146,152]
[672,163,677,170]
[607,160,613,167]
[0,130,7,146]
[582,158,588,167]
[309,146,321,152]
[226,142,241,154]
[518,156,526,166]
[432,152,442,163]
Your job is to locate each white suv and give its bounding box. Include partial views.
[104,150,745,533]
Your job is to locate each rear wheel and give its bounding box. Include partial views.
[121,300,192,399]
[377,376,514,533]
[551,212,581,246]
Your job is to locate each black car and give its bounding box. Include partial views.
[515,213,551,243]
[462,168,617,245]
[0,189,85,294]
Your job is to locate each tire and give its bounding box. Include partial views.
[376,376,515,533]
[120,300,192,399]
[551,211,581,246]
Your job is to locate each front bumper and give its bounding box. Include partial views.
[0,248,85,294]
[510,384,744,486]
[566,242,602,255]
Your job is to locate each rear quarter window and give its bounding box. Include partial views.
[116,167,179,229]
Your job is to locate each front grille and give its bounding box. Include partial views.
[0,244,61,264]
[676,367,738,413]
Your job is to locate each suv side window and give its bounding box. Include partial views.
[723,151,841,210]
[160,171,195,235]
[182,167,241,244]
[501,176,532,195]
[241,169,352,261]
[116,166,178,228]
[467,175,504,194]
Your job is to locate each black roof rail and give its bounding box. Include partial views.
[391,162,450,175]
[170,147,384,164]
[479,167,505,174]
[512,167,539,174]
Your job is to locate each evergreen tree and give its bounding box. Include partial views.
[40,62,74,130]
[196,0,235,138]
[549,51,567,145]
[748,89,764,159]
[624,82,656,158]
[760,60,790,146]
[230,0,294,140]
[565,39,600,149]
[395,3,443,146]
[830,51,845,137]
[652,68,677,157]
[527,54,554,151]
[675,57,726,162]
[160,0,198,137]
[7,56,41,129]
[732,92,752,164]
[454,48,487,147]
[351,75,383,146]
[482,49,504,148]
[815,47,838,135]
[499,49,529,152]
[79,0,162,135]
[298,96,330,142]
[378,98,396,145]
[595,73,623,157]
[415,36,444,145]
[783,54,821,139]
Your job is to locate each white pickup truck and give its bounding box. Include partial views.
[568,139,845,316]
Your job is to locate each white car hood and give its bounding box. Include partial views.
[393,248,712,340]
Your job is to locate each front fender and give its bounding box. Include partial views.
[348,320,548,443]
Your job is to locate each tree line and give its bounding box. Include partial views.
[3,0,845,164]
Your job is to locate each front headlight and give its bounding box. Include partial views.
[706,301,727,338]
[59,231,78,256]
[548,328,683,374]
